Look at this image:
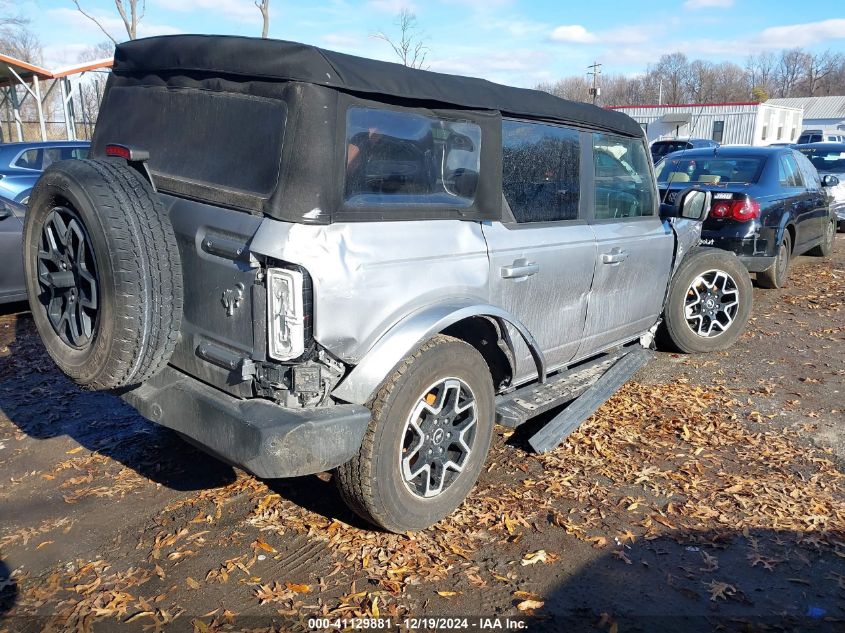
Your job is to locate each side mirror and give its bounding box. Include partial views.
[822,174,840,188]
[672,188,712,221]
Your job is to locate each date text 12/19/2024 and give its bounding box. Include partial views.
[307,617,530,630]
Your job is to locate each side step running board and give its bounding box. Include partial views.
[495,348,629,428]
[528,347,653,453]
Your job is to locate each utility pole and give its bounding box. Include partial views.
[587,61,602,105]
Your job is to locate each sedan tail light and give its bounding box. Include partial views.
[710,196,760,222]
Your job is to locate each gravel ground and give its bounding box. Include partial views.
[0,238,843,633]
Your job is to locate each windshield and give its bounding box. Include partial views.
[798,148,845,173]
[655,155,765,184]
[651,141,690,159]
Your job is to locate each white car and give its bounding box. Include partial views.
[797,129,844,144]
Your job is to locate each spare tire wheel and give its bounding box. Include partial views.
[23,158,183,390]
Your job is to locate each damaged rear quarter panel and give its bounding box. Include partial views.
[249,218,491,364]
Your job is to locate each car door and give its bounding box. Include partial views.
[578,132,674,356]
[794,151,830,243]
[778,153,817,250]
[483,120,596,385]
[0,199,25,303]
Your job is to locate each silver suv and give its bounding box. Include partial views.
[23,35,752,532]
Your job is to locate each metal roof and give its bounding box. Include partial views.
[0,52,112,88]
[766,96,845,120]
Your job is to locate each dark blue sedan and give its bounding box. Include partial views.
[0,141,90,204]
[656,146,837,288]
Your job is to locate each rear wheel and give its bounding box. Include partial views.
[807,218,835,257]
[335,335,494,532]
[757,231,791,289]
[658,249,752,353]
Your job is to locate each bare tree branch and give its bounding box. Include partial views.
[372,9,429,69]
[255,0,270,38]
[72,0,119,45]
[72,0,145,43]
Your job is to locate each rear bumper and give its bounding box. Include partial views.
[121,366,371,478]
[738,255,776,273]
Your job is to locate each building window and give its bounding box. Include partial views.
[777,126,783,140]
[712,120,725,144]
[761,125,768,141]
[502,119,581,223]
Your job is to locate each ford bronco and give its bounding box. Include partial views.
[23,35,752,532]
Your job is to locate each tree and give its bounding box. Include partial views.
[802,50,842,96]
[652,52,690,104]
[255,0,270,39]
[745,52,776,97]
[537,76,591,103]
[751,85,770,102]
[72,0,145,45]
[373,9,429,69]
[775,48,810,98]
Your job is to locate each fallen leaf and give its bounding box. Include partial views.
[517,599,544,612]
[521,550,549,566]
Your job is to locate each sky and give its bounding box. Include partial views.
[16,0,845,87]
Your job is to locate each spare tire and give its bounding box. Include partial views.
[23,158,183,390]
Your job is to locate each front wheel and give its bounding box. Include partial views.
[335,335,494,532]
[658,249,753,353]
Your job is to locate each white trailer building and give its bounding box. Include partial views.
[766,96,845,135]
[608,101,804,146]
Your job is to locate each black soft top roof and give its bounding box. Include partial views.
[113,34,642,138]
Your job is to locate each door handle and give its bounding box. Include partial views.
[601,248,629,265]
[501,258,539,279]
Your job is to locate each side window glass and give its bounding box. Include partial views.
[796,154,821,190]
[42,148,63,169]
[593,133,654,220]
[14,149,42,170]
[344,107,481,208]
[501,119,580,223]
[779,155,803,188]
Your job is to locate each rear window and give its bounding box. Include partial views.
[93,86,287,210]
[344,107,481,208]
[799,148,845,173]
[14,149,42,170]
[655,156,765,184]
[651,141,690,159]
[798,133,822,144]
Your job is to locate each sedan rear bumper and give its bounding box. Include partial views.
[738,255,776,273]
[121,366,371,478]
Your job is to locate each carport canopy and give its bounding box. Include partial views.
[0,52,113,142]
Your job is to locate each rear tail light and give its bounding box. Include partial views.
[266,267,305,361]
[710,196,760,222]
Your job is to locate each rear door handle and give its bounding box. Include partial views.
[501,259,539,279]
[601,248,629,265]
